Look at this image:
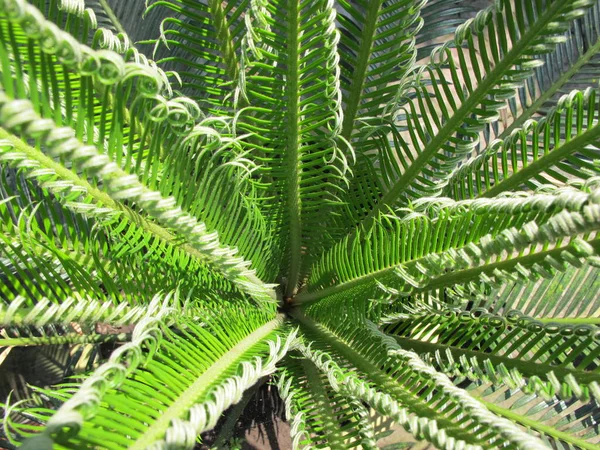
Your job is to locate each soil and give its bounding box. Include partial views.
[198,380,292,450]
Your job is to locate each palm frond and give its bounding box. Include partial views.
[492,2,600,141]
[471,263,600,320]
[13,305,292,449]
[0,2,278,303]
[295,313,548,449]
[337,0,597,231]
[0,293,176,437]
[141,0,245,110]
[25,0,120,46]
[462,379,600,449]
[336,0,423,138]
[277,354,380,449]
[284,357,354,449]
[316,0,425,253]
[445,88,600,199]
[235,0,352,294]
[299,186,600,307]
[383,304,600,403]
[0,165,245,305]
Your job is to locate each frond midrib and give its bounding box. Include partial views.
[389,333,600,384]
[0,127,276,303]
[285,0,303,298]
[340,0,383,139]
[129,314,284,450]
[479,397,599,450]
[421,237,600,292]
[358,0,569,227]
[207,0,239,82]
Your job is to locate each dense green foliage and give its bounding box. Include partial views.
[1,0,600,448]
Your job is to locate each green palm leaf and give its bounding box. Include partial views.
[234,0,352,294]
[341,0,597,227]
[462,379,600,449]
[277,355,375,449]
[491,2,600,141]
[141,0,245,110]
[299,187,600,307]
[472,263,600,320]
[446,88,600,198]
[383,306,600,400]
[295,312,548,449]
[0,4,277,303]
[14,301,291,448]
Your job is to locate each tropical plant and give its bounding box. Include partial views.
[1,0,600,448]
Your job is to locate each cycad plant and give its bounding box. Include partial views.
[2,0,600,448]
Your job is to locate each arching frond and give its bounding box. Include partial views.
[141,0,245,110]
[295,312,548,449]
[27,0,122,47]
[446,88,600,199]
[0,166,245,305]
[0,3,278,303]
[234,0,352,294]
[299,187,600,307]
[0,293,180,439]
[335,0,598,232]
[277,355,379,449]
[462,379,600,449]
[383,305,600,403]
[336,0,423,138]
[471,263,600,320]
[491,2,600,141]
[275,371,313,450]
[317,0,425,253]
[14,307,292,449]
